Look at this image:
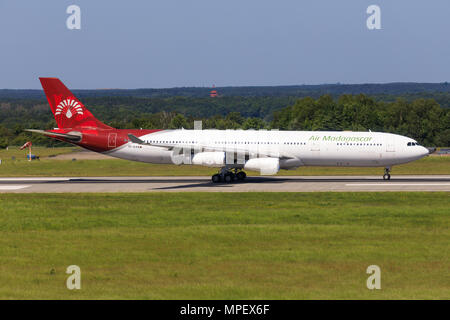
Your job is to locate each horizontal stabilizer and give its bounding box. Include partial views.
[25,129,82,142]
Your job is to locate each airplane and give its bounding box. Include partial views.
[27,77,431,182]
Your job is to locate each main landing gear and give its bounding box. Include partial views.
[211,168,247,183]
[383,167,391,180]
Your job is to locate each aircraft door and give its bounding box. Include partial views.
[310,141,320,151]
[108,133,117,148]
[386,136,395,152]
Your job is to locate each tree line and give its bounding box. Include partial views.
[0,94,448,148]
[1,82,450,99]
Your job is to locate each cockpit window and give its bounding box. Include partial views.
[407,142,412,146]
[407,142,419,146]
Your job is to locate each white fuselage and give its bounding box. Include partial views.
[104,130,429,173]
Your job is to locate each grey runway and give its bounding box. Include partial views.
[0,175,449,192]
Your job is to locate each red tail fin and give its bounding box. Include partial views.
[39,77,111,129]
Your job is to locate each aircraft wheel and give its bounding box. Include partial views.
[383,174,391,180]
[224,174,233,183]
[212,174,221,183]
[236,171,246,180]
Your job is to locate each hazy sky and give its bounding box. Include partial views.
[0,0,449,89]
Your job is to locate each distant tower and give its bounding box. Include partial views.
[210,84,218,97]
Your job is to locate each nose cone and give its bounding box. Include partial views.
[418,146,429,157]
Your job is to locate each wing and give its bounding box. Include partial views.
[127,133,287,158]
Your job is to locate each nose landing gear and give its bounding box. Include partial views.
[383,167,391,180]
[211,168,246,183]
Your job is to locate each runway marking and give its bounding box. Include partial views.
[0,177,69,181]
[0,185,31,190]
[346,183,450,186]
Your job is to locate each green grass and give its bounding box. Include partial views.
[0,146,77,160]
[0,192,448,299]
[0,151,449,176]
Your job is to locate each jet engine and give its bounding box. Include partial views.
[244,157,280,175]
[191,152,225,167]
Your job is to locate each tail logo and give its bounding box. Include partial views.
[55,98,83,119]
